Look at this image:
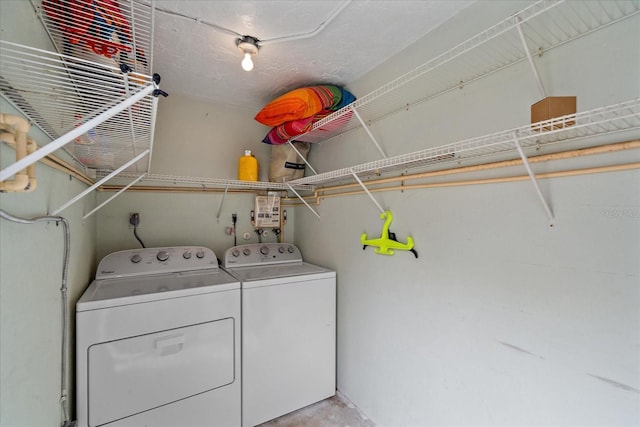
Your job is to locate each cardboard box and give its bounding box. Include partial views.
[531,96,576,131]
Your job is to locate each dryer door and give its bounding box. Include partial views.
[87,318,235,426]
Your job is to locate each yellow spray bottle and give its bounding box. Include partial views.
[238,149,259,181]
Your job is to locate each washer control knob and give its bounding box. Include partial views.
[260,246,269,256]
[130,254,142,263]
[287,246,295,254]
[231,249,240,257]
[156,251,169,262]
[196,249,205,259]
[243,248,251,256]
[278,246,286,254]
[183,251,192,259]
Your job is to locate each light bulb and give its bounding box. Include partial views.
[241,52,254,71]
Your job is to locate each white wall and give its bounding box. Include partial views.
[295,2,640,426]
[96,94,294,260]
[1,2,97,425]
[0,119,97,426]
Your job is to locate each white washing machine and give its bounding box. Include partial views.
[76,246,241,427]
[222,243,336,427]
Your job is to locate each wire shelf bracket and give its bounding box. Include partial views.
[287,182,320,219]
[215,181,231,222]
[51,149,150,215]
[512,132,555,228]
[516,16,546,99]
[350,169,386,217]
[83,173,146,219]
[287,140,318,176]
[351,106,387,159]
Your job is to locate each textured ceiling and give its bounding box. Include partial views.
[152,1,474,112]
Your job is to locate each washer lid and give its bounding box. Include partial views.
[77,269,240,311]
[225,262,333,283]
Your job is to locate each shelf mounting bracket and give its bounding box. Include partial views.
[51,149,150,216]
[287,183,320,219]
[351,106,388,159]
[512,132,555,228]
[215,181,231,222]
[516,16,547,99]
[287,140,317,175]
[350,169,386,216]
[82,173,147,219]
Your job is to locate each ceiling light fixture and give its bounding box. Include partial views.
[236,35,260,71]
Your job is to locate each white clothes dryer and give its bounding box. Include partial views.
[222,243,336,427]
[76,246,240,427]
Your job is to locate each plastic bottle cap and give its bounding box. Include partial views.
[244,150,252,156]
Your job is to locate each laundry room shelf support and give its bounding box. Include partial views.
[83,173,147,220]
[287,183,320,219]
[351,106,387,159]
[287,140,317,175]
[512,132,555,227]
[51,150,150,216]
[215,181,231,222]
[516,16,546,98]
[350,169,386,216]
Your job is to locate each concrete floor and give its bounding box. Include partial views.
[258,395,375,427]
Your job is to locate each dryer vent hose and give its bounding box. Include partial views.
[0,209,72,426]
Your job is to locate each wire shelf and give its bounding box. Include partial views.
[295,0,640,144]
[34,0,153,76]
[97,172,316,192]
[290,99,640,186]
[0,40,155,174]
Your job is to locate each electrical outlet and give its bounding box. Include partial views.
[128,213,140,229]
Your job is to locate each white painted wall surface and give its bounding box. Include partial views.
[0,120,97,426]
[96,94,293,260]
[295,2,640,426]
[1,2,97,426]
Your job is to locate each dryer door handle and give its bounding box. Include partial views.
[155,334,185,356]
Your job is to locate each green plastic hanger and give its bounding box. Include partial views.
[361,211,417,257]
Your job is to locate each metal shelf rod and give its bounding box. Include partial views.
[51,149,150,215]
[513,132,555,227]
[287,140,317,175]
[83,173,147,219]
[352,106,387,158]
[350,169,385,216]
[516,17,547,98]
[287,183,320,219]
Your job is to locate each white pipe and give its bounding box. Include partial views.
[83,173,146,219]
[0,210,71,425]
[260,1,351,45]
[24,136,38,192]
[51,149,150,215]
[0,84,155,182]
[0,114,31,192]
[0,133,37,191]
